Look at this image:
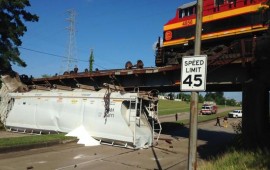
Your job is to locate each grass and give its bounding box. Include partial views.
[180,110,232,125]
[0,133,75,149]
[158,99,228,116]
[199,148,270,170]
[158,99,202,115]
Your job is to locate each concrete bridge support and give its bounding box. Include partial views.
[242,81,270,148]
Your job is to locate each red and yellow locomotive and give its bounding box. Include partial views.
[156,0,270,66]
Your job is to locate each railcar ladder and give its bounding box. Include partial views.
[128,95,138,146]
[150,101,162,144]
[144,100,161,145]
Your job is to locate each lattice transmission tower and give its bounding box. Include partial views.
[61,9,78,74]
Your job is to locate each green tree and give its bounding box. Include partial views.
[215,92,225,104]
[89,49,94,72]
[204,92,215,101]
[204,92,225,105]
[0,0,38,74]
[226,98,237,106]
[198,94,204,103]
[178,92,191,102]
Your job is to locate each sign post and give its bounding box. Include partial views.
[181,55,207,170]
[185,0,204,169]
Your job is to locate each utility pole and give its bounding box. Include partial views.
[61,9,77,74]
[89,49,94,72]
[188,0,203,169]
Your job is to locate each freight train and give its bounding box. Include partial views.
[156,0,270,66]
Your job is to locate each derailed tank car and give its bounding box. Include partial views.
[156,0,270,66]
[0,81,162,149]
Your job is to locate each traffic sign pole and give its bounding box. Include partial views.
[187,0,203,169]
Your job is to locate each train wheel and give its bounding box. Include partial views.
[136,60,144,69]
[125,61,133,69]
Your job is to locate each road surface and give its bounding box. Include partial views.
[0,117,241,170]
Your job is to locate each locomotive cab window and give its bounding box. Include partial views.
[178,1,197,18]
[179,6,196,18]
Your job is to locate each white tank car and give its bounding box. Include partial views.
[1,82,161,149]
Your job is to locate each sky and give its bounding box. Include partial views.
[12,0,242,102]
[14,0,184,76]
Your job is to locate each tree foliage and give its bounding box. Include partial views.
[226,98,237,106]
[164,92,239,106]
[0,0,38,74]
[205,92,225,105]
[198,94,204,103]
[177,92,191,101]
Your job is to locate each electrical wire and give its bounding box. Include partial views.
[18,46,107,70]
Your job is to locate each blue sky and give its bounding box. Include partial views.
[14,0,184,76]
[12,0,242,102]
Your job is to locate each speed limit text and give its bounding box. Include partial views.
[184,59,204,73]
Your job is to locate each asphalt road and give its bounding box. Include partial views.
[0,117,241,170]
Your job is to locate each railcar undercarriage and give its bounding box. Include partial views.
[156,31,270,70]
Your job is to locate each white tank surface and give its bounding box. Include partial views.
[2,84,161,149]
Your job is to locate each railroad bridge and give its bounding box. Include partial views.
[21,35,270,148]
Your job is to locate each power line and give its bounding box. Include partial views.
[18,46,107,70]
[19,47,65,58]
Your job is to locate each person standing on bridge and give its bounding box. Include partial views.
[215,116,221,127]
[175,113,178,121]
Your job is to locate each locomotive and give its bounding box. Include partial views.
[156,0,270,66]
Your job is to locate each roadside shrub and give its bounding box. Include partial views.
[231,120,243,146]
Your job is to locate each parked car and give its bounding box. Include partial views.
[228,110,242,118]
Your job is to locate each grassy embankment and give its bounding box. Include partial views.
[199,148,270,170]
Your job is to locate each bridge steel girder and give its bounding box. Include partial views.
[26,63,249,93]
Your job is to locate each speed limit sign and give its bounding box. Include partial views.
[181,55,207,91]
